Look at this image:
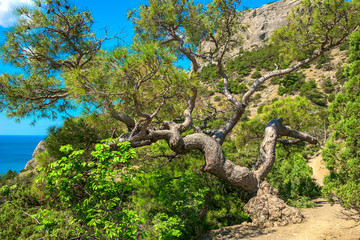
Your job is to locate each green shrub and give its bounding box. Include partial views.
[257,105,265,114]
[270,76,280,85]
[40,140,142,239]
[45,117,112,161]
[339,40,350,51]
[277,87,287,96]
[204,90,215,96]
[214,96,221,102]
[216,81,248,94]
[226,44,288,76]
[288,196,317,208]
[133,168,249,239]
[253,93,261,101]
[336,66,348,84]
[0,201,44,239]
[0,170,18,187]
[327,93,336,102]
[200,64,220,82]
[277,71,306,95]
[300,79,327,106]
[251,71,262,79]
[315,52,332,69]
[267,152,320,203]
[321,77,334,94]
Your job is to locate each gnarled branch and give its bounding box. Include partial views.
[254,118,318,181]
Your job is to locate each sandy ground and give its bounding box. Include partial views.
[307,152,330,187]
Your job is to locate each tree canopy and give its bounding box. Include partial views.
[0,0,359,193]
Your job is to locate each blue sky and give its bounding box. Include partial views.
[0,0,277,135]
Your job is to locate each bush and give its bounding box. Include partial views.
[321,77,334,94]
[0,185,85,239]
[214,96,221,102]
[251,71,262,79]
[300,79,327,106]
[315,52,332,69]
[40,140,142,239]
[45,117,112,161]
[327,93,336,102]
[133,168,249,239]
[200,64,220,82]
[203,90,215,97]
[257,105,265,114]
[277,71,306,95]
[216,81,248,94]
[267,152,320,204]
[339,40,350,51]
[0,170,18,187]
[253,93,261,101]
[335,66,348,84]
[226,44,288,76]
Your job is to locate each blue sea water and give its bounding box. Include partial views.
[0,135,45,174]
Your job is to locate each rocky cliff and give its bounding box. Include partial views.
[238,0,300,50]
[23,140,45,171]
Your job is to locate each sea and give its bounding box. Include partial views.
[0,135,45,175]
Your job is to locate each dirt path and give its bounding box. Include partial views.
[307,152,329,187]
[200,154,360,240]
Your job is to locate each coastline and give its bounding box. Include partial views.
[0,135,46,174]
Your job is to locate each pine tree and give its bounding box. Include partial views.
[322,29,360,213]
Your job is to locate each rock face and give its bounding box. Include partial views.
[32,140,46,158]
[238,0,300,51]
[244,181,304,227]
[24,140,45,171]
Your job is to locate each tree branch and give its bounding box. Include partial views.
[179,87,197,132]
[254,118,318,181]
[215,36,350,143]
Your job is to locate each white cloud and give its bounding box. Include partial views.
[0,0,34,28]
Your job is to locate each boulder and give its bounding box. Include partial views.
[244,181,304,227]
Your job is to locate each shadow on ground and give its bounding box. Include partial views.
[198,223,276,240]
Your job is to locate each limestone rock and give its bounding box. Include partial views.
[24,140,45,171]
[238,0,300,51]
[24,158,38,171]
[244,181,304,227]
[32,140,45,158]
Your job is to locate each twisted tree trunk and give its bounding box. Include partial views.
[148,117,317,226]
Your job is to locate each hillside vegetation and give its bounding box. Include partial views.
[0,0,359,239]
